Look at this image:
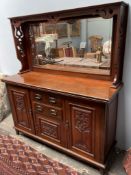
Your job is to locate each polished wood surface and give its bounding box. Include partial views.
[31,90,63,107]
[4,2,128,174]
[6,83,118,173]
[10,1,128,86]
[3,71,120,102]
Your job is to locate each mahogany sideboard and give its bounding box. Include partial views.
[3,71,120,173]
[3,2,128,174]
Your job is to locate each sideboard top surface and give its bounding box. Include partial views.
[3,71,121,102]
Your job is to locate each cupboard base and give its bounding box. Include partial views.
[14,126,109,170]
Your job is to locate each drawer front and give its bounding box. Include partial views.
[31,90,63,107]
[32,103,62,120]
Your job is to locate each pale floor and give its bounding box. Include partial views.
[0,114,126,175]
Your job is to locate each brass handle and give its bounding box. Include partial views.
[35,105,43,112]
[35,94,42,100]
[50,109,57,116]
[49,97,56,104]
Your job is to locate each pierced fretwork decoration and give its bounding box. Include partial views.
[15,26,24,41]
[14,24,25,58]
[95,7,115,19]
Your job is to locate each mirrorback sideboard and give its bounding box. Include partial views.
[3,2,128,174]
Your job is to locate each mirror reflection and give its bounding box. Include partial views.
[29,17,113,75]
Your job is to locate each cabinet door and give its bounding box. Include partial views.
[7,86,34,133]
[66,102,96,159]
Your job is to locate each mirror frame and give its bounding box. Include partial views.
[29,18,113,76]
[10,1,128,87]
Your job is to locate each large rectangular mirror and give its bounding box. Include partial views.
[29,17,113,75]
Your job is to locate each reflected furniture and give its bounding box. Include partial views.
[3,2,128,174]
[63,47,76,57]
[89,35,103,52]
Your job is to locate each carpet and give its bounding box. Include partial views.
[0,134,81,175]
[123,149,131,175]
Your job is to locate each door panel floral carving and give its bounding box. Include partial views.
[69,104,95,157]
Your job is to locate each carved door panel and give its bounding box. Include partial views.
[34,114,64,146]
[7,86,34,133]
[67,102,96,158]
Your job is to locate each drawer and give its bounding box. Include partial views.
[31,90,63,107]
[32,103,63,120]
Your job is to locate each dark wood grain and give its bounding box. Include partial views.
[7,85,35,133]
[5,82,118,171]
[3,2,128,174]
[9,1,128,87]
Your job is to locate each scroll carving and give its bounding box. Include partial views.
[94,7,116,19]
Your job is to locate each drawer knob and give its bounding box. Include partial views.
[50,109,57,116]
[35,105,43,112]
[49,97,56,104]
[35,94,42,100]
